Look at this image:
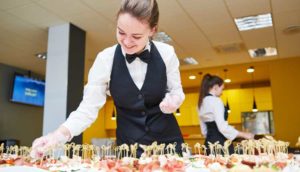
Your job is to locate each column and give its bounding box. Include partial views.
[43,23,85,144]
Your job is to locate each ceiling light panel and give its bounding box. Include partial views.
[234,13,273,31]
[248,47,277,58]
[153,32,172,43]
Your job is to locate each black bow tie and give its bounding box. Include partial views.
[125,50,150,64]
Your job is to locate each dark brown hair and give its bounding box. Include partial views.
[117,0,159,29]
[198,74,224,107]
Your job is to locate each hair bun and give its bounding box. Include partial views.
[203,73,211,79]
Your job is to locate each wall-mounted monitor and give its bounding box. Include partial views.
[241,111,274,135]
[10,73,45,107]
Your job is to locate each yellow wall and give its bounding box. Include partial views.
[82,104,107,144]
[269,57,300,146]
[83,99,117,143]
[175,93,199,126]
[221,87,273,124]
[104,100,117,129]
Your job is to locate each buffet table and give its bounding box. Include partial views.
[1,136,300,172]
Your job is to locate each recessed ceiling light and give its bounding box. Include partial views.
[223,69,231,83]
[153,32,172,42]
[248,47,277,58]
[247,66,255,73]
[224,78,231,83]
[234,13,273,31]
[183,57,198,65]
[189,75,196,80]
[35,52,47,60]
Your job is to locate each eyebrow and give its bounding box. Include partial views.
[117,27,143,36]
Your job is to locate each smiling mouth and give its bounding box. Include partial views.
[125,45,135,49]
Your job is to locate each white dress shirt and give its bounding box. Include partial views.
[62,41,185,137]
[198,95,238,140]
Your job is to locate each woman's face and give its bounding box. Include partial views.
[214,84,224,97]
[117,13,156,55]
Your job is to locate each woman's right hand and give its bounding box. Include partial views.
[30,126,71,159]
[238,131,255,140]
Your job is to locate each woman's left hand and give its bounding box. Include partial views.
[159,94,181,113]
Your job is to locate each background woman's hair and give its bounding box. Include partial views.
[117,0,159,29]
[198,74,224,107]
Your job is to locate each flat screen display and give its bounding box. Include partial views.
[10,74,45,107]
[241,111,274,135]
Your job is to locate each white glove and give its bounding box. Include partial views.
[238,131,255,140]
[159,94,182,114]
[30,126,71,159]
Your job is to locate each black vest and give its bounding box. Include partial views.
[109,42,183,151]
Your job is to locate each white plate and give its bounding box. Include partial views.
[0,166,48,172]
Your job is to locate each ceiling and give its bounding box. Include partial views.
[0,0,299,88]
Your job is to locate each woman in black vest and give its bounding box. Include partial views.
[198,74,254,154]
[31,0,184,158]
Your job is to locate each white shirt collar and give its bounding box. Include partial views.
[208,92,217,97]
